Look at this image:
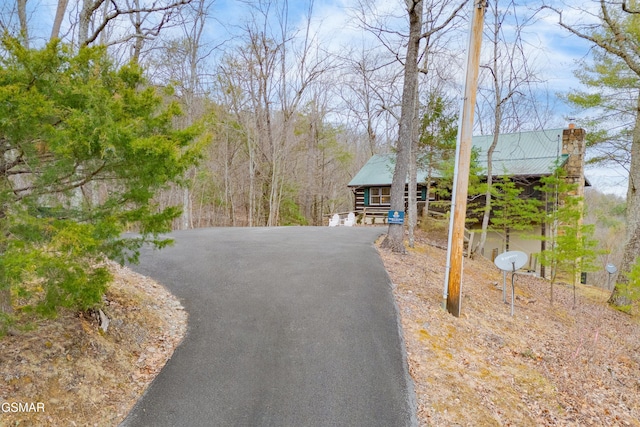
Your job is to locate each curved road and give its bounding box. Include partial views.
[120,227,416,427]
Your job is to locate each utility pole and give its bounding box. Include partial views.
[443,0,487,317]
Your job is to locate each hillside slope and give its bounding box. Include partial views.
[379,230,640,426]
[2,228,638,426]
[0,262,187,426]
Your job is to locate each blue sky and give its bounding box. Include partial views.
[12,0,627,196]
[17,0,595,100]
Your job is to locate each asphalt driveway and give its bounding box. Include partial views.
[120,226,416,427]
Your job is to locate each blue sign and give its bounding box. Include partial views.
[387,210,405,224]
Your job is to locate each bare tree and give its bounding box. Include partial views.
[3,0,193,59]
[339,47,400,158]
[51,0,70,41]
[408,0,466,247]
[161,0,211,229]
[545,0,640,306]
[362,0,464,252]
[380,0,424,252]
[475,0,544,256]
[215,0,333,226]
[77,0,191,48]
[16,0,28,46]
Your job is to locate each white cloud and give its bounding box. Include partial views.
[586,165,628,198]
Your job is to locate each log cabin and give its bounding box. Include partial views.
[348,125,590,272]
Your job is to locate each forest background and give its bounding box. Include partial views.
[0,0,630,294]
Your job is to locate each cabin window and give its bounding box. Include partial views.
[370,187,391,205]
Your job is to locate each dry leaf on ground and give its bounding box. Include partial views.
[380,229,640,427]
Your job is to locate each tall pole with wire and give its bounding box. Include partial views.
[443,0,487,317]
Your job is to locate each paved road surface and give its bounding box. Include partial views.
[120,227,416,427]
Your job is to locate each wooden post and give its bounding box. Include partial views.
[444,0,486,317]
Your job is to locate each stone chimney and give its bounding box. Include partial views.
[562,124,587,285]
[562,124,586,198]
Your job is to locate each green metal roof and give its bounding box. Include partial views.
[472,128,567,176]
[348,129,569,187]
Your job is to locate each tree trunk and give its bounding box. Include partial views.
[305,107,317,224]
[478,132,498,255]
[17,0,29,47]
[477,6,505,257]
[51,0,70,41]
[505,226,510,251]
[408,80,422,248]
[382,0,423,253]
[79,1,96,46]
[182,187,191,229]
[248,147,255,227]
[423,172,432,221]
[130,0,144,64]
[263,67,278,227]
[609,91,640,306]
[408,140,417,248]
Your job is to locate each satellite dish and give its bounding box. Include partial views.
[494,251,528,272]
[494,251,528,317]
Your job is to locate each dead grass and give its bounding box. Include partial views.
[0,261,187,426]
[380,229,640,426]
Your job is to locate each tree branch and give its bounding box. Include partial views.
[420,0,466,40]
[83,0,193,46]
[543,2,640,77]
[13,161,108,200]
[622,0,640,14]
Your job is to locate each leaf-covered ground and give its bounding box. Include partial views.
[379,227,640,426]
[0,262,187,426]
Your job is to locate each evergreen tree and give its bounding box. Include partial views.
[552,3,640,307]
[537,168,601,306]
[0,38,203,329]
[417,93,458,218]
[487,175,541,251]
[433,147,486,218]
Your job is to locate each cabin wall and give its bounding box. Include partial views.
[479,228,546,275]
[352,185,428,212]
